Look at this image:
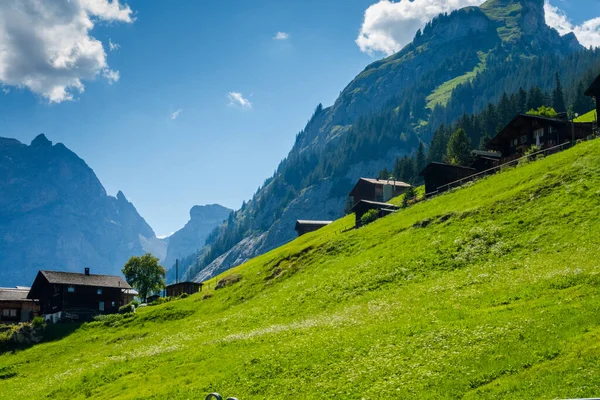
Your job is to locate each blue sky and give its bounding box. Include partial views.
[0,0,596,237]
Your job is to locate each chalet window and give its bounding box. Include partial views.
[10,310,16,317]
[2,309,9,317]
[67,286,75,293]
[97,288,103,295]
[534,128,544,138]
[511,138,518,147]
[111,301,116,307]
[520,135,527,144]
[99,301,104,312]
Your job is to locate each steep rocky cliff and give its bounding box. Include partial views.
[0,134,159,286]
[163,204,231,278]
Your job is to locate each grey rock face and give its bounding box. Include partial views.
[0,135,157,286]
[163,204,231,274]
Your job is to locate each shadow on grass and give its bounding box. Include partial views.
[0,322,83,355]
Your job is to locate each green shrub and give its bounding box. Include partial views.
[31,316,45,328]
[118,303,136,314]
[150,296,172,306]
[360,209,379,226]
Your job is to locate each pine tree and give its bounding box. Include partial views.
[428,125,450,163]
[552,72,566,112]
[573,81,594,115]
[446,128,472,166]
[517,87,528,114]
[527,86,545,111]
[414,142,426,175]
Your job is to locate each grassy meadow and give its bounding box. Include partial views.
[1,140,600,399]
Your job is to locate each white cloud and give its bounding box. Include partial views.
[0,0,134,103]
[171,109,182,120]
[108,39,121,52]
[544,1,600,48]
[356,0,485,56]
[227,92,252,109]
[274,31,289,40]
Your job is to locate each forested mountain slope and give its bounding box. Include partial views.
[2,139,600,399]
[181,0,600,282]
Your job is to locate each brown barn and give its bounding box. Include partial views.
[166,282,202,297]
[349,178,411,206]
[27,269,131,322]
[419,162,476,196]
[0,287,39,323]
[585,73,600,121]
[350,200,399,228]
[294,220,332,236]
[488,114,593,162]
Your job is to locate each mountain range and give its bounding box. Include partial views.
[0,134,228,287]
[2,0,600,287]
[177,0,600,282]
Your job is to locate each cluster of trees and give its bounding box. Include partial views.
[380,72,597,184]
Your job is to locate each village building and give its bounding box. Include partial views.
[349,178,411,206]
[585,73,600,121]
[166,281,202,297]
[122,288,139,304]
[487,114,593,162]
[27,269,131,322]
[294,220,332,237]
[350,200,399,228]
[0,287,39,323]
[419,162,477,196]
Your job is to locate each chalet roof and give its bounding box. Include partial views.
[357,178,411,188]
[0,287,33,302]
[472,150,501,159]
[419,162,476,176]
[37,270,130,289]
[585,73,600,96]
[166,281,202,289]
[350,199,399,213]
[295,220,333,226]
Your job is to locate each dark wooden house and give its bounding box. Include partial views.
[471,150,502,172]
[419,162,476,196]
[585,73,600,121]
[166,281,202,297]
[488,114,593,162]
[0,287,39,323]
[294,220,332,236]
[350,200,399,228]
[349,178,411,206]
[27,268,131,322]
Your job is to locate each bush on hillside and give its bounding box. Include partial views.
[119,302,136,314]
[31,316,45,328]
[360,209,379,226]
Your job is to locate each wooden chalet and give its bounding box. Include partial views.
[350,200,399,228]
[0,287,39,323]
[294,220,332,237]
[349,178,411,206]
[419,162,476,196]
[488,114,593,162]
[166,281,202,297]
[27,268,131,322]
[585,73,600,121]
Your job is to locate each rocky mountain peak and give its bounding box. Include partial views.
[30,133,52,148]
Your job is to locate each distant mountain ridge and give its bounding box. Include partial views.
[0,134,159,286]
[163,204,231,282]
[179,0,600,283]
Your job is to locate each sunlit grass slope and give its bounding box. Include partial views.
[575,109,597,123]
[2,140,600,399]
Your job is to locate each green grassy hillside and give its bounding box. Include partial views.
[2,140,600,399]
[575,109,597,122]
